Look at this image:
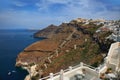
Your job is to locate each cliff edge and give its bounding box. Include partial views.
[16,18,114,80]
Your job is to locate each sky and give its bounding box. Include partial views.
[0,0,120,29]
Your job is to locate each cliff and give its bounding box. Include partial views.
[16,18,114,80]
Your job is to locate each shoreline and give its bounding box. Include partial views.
[16,61,38,80]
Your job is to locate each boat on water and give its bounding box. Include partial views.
[8,70,16,75]
[12,70,16,73]
[8,72,11,75]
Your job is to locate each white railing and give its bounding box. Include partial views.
[39,62,96,80]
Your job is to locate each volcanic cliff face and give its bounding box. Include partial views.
[16,23,76,66]
[16,18,113,79]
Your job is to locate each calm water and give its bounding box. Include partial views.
[0,29,41,80]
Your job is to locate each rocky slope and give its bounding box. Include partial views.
[34,24,58,38]
[16,18,114,80]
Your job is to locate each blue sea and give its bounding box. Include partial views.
[0,29,41,80]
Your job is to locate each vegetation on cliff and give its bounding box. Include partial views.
[16,18,114,79]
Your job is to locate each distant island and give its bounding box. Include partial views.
[15,18,120,80]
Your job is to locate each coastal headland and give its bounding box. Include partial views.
[16,18,118,80]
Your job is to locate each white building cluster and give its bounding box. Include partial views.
[95,20,120,42]
[108,25,120,42]
[71,18,120,42]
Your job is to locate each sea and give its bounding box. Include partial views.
[0,29,42,80]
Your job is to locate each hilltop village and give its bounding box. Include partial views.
[16,18,120,80]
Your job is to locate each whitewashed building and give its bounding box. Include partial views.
[108,26,120,42]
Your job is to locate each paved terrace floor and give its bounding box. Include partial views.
[47,66,100,80]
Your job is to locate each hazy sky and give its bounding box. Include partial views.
[0,0,120,29]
